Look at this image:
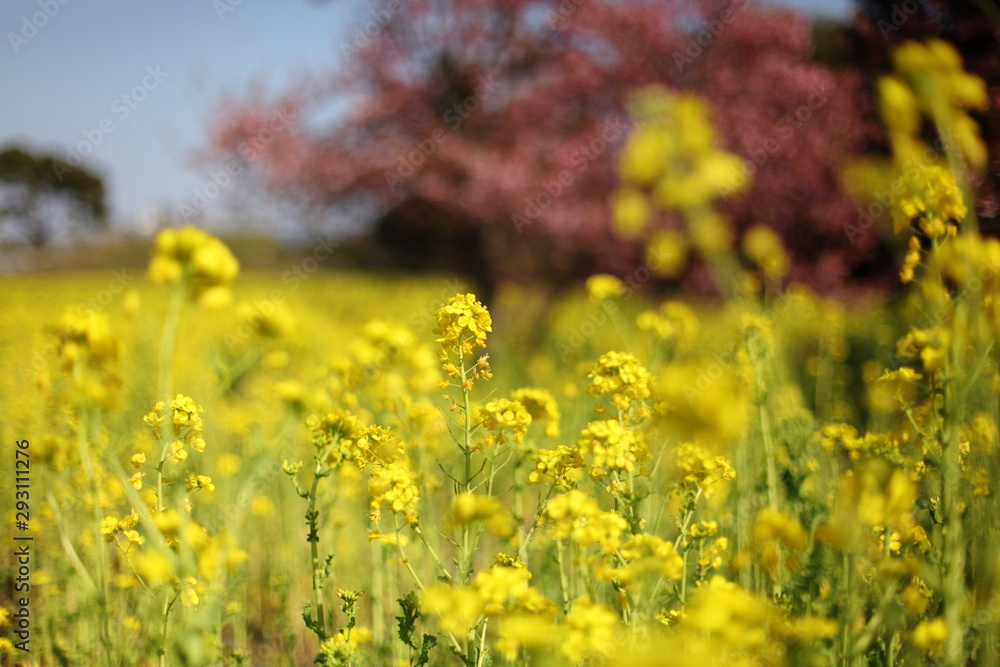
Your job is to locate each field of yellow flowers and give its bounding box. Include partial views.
[3,39,1000,667]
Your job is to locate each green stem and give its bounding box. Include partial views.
[887,628,899,667]
[641,485,705,610]
[308,463,327,640]
[47,490,98,595]
[159,281,185,399]
[760,402,778,513]
[941,300,967,667]
[73,365,115,667]
[841,550,852,667]
[684,206,736,299]
[555,540,572,614]
[393,520,467,660]
[850,580,902,661]
[114,540,153,595]
[475,619,489,667]
[673,486,704,553]
[412,526,453,583]
[159,591,180,667]
[459,348,477,583]
[394,518,425,590]
[516,486,556,562]
[156,437,172,516]
[371,540,385,647]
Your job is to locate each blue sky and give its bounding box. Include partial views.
[1,0,853,242]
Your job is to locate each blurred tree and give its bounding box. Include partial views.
[0,146,107,247]
[207,0,873,299]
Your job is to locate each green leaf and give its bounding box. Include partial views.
[396,591,421,649]
[302,602,327,642]
[414,634,438,667]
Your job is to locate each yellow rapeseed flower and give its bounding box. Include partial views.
[559,596,618,663]
[528,445,584,488]
[610,187,653,238]
[148,225,240,310]
[585,274,627,305]
[742,224,790,280]
[511,387,561,438]
[587,351,652,411]
[478,398,531,447]
[434,293,492,357]
[368,460,420,523]
[576,419,646,473]
[912,617,948,653]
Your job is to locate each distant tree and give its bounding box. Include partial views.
[0,146,107,247]
[207,0,872,298]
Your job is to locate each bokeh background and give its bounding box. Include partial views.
[4,0,996,299]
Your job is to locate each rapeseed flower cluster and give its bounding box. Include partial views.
[671,442,737,491]
[614,87,746,218]
[49,308,120,371]
[147,225,240,308]
[368,460,420,524]
[614,533,684,584]
[143,394,207,465]
[890,164,966,239]
[235,298,297,338]
[510,387,561,438]
[45,308,122,407]
[576,419,646,474]
[542,490,628,554]
[636,300,699,345]
[587,350,652,412]
[585,273,627,304]
[435,293,492,362]
[477,398,531,447]
[881,39,988,169]
[449,492,516,539]
[527,445,584,488]
[609,85,759,290]
[741,224,790,280]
